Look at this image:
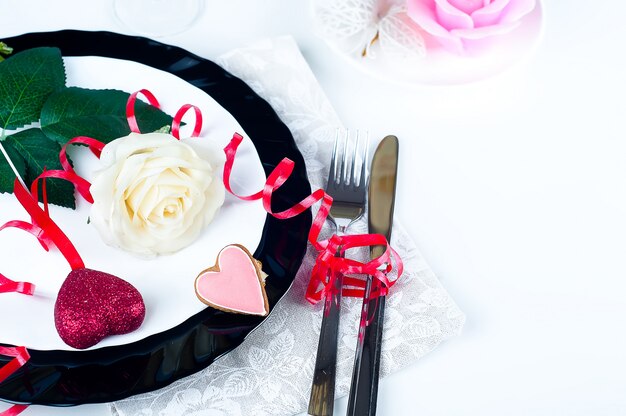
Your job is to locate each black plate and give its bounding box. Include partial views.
[0,30,311,406]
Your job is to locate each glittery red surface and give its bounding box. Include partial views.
[54,268,145,349]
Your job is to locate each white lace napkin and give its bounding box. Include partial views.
[112,36,464,416]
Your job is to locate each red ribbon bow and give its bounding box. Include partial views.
[223,133,404,304]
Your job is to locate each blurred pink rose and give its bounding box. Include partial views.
[406,0,537,53]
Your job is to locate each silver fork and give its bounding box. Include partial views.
[308,130,369,416]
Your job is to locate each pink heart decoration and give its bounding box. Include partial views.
[195,244,269,316]
[55,268,145,349]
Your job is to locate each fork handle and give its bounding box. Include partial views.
[308,268,343,416]
[346,277,386,416]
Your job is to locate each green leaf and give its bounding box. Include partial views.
[0,47,65,130]
[40,87,175,145]
[5,128,76,209]
[0,141,27,195]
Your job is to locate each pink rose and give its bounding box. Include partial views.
[406,0,537,53]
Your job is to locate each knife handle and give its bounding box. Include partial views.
[347,277,386,416]
[308,268,343,416]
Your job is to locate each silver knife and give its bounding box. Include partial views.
[346,135,399,416]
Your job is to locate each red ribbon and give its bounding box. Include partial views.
[0,347,29,384]
[0,405,28,416]
[223,133,403,304]
[0,220,51,251]
[0,346,29,416]
[127,89,202,140]
[0,273,35,296]
[0,140,96,290]
[172,104,203,140]
[126,89,161,134]
[30,136,106,205]
[13,181,85,271]
[0,208,55,297]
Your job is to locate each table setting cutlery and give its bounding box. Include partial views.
[309,133,399,416]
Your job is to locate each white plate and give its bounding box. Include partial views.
[0,56,267,350]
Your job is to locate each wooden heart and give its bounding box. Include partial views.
[54,268,145,349]
[195,244,269,316]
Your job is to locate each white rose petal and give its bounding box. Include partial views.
[90,132,226,256]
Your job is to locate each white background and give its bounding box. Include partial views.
[1,1,626,415]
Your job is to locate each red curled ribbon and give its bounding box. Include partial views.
[0,346,29,416]
[223,133,404,304]
[30,136,106,205]
[126,89,161,134]
[0,196,57,296]
[172,104,203,140]
[13,180,85,271]
[127,89,203,140]
[0,220,51,251]
[0,273,35,296]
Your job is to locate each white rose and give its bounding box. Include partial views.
[90,132,225,256]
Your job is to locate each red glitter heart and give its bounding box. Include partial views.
[54,268,145,349]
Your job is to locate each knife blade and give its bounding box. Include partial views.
[346,135,399,416]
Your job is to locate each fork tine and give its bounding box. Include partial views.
[350,131,361,188]
[340,129,349,186]
[358,131,370,189]
[328,129,340,186]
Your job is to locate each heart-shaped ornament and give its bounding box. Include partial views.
[55,268,146,349]
[195,244,269,316]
